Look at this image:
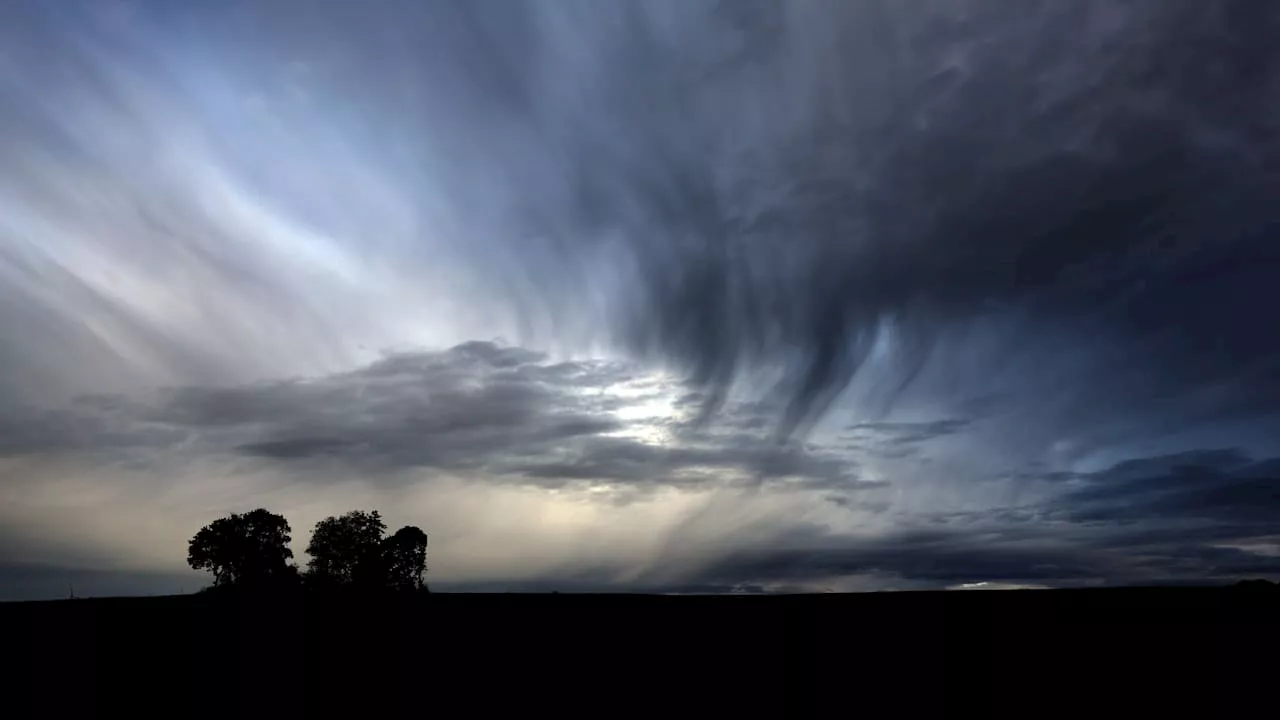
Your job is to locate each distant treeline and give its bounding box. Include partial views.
[187,509,427,595]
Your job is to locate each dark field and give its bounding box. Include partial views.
[5,586,1276,716]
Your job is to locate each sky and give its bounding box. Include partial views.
[1,0,1278,599]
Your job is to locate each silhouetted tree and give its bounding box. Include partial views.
[187,509,295,589]
[305,510,388,590]
[383,525,428,592]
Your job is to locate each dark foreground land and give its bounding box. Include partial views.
[4,586,1277,716]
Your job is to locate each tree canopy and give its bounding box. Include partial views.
[383,525,429,592]
[188,508,429,594]
[187,508,295,588]
[305,510,388,590]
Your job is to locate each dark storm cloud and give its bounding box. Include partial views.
[1048,449,1280,529]
[687,518,1277,589]
[692,448,1280,589]
[4,0,1278,451]
[0,342,857,492]
[163,0,1280,450]
[311,0,1278,440]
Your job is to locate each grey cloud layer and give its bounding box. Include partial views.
[274,0,1278,441]
[1,342,860,494]
[698,448,1280,589]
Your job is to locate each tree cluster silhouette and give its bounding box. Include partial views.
[187,508,428,596]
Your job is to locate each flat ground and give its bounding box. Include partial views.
[4,587,1275,716]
